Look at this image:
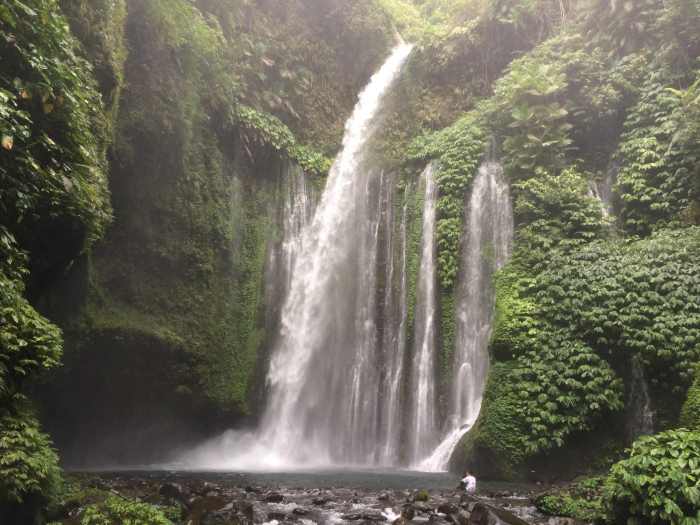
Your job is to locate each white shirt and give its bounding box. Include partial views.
[462,475,476,493]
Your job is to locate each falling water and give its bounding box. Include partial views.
[376,179,410,465]
[408,163,440,464]
[256,43,414,467]
[627,356,655,440]
[588,163,618,218]
[264,163,316,330]
[420,159,513,472]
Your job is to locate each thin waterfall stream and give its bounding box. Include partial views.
[420,159,513,472]
[408,163,440,465]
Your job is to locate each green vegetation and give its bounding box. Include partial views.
[80,495,173,525]
[237,106,332,175]
[535,476,606,522]
[0,0,112,518]
[0,0,111,251]
[680,367,700,431]
[603,429,700,525]
[2,0,700,522]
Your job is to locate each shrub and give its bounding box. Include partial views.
[535,476,606,522]
[680,366,700,431]
[80,495,173,525]
[603,429,700,524]
[0,411,62,508]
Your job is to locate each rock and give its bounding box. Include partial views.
[240,501,267,523]
[191,481,221,496]
[267,510,288,521]
[312,496,329,505]
[245,485,262,494]
[428,513,452,524]
[341,510,386,521]
[378,492,391,501]
[264,492,285,503]
[400,504,416,520]
[159,482,189,506]
[468,502,531,525]
[438,502,459,515]
[448,510,470,525]
[413,502,432,514]
[546,518,587,525]
[292,507,310,516]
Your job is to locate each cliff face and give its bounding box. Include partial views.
[34,0,394,465]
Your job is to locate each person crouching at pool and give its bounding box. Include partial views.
[461,471,476,494]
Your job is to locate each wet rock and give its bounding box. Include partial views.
[292,507,310,516]
[159,482,189,506]
[245,485,262,494]
[428,513,451,524]
[341,510,386,521]
[264,492,285,503]
[240,501,267,523]
[413,502,432,514]
[546,518,587,525]
[312,496,329,505]
[378,492,391,501]
[438,502,459,515]
[267,510,288,521]
[191,481,221,496]
[448,510,470,525]
[400,504,416,520]
[468,502,531,525]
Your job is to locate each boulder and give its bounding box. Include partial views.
[341,510,386,521]
[264,492,285,503]
[159,482,189,506]
[438,502,459,515]
[468,502,531,525]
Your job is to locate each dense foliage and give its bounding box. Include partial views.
[535,476,606,522]
[681,367,700,432]
[0,0,111,250]
[603,429,700,525]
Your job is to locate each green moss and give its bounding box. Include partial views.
[410,113,486,289]
[438,289,456,408]
[458,363,527,479]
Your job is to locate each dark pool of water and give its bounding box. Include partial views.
[71,468,541,496]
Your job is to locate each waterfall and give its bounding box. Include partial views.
[264,163,316,330]
[627,356,655,441]
[408,163,440,465]
[377,178,410,465]
[256,43,414,467]
[588,163,618,218]
[420,159,513,472]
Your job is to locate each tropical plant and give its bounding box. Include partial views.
[603,429,700,525]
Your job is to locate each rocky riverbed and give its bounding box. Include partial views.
[55,472,589,525]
